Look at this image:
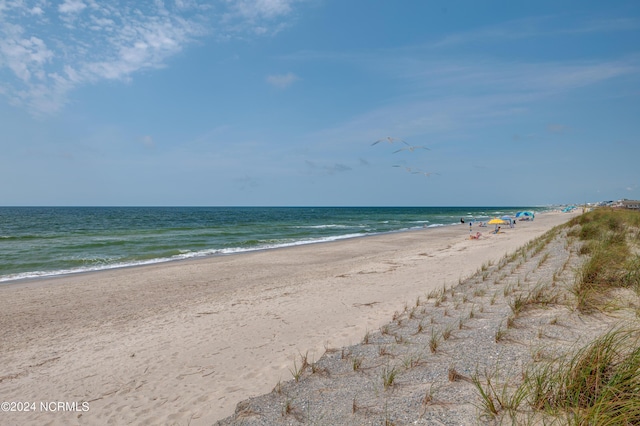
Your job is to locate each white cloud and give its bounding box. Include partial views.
[389,54,639,103]
[0,0,306,115]
[297,52,640,155]
[227,0,295,20]
[58,0,87,14]
[0,27,54,83]
[220,0,300,36]
[561,18,640,34]
[266,72,299,88]
[429,16,640,49]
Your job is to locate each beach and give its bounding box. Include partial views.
[0,211,577,425]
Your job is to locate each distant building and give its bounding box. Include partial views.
[621,200,640,210]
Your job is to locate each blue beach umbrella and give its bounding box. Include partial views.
[516,211,535,220]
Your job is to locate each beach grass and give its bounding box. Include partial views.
[517,327,640,425]
[569,209,640,312]
[382,365,398,389]
[471,209,640,424]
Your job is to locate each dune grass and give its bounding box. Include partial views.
[523,327,640,425]
[471,209,640,424]
[472,327,640,424]
[568,209,640,312]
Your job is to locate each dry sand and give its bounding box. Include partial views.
[0,212,576,425]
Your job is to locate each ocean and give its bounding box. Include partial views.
[0,206,547,283]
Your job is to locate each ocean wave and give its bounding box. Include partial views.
[0,232,371,283]
[292,224,355,229]
[0,234,58,241]
[0,258,173,283]
[206,233,369,254]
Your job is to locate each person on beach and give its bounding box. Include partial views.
[470,231,482,240]
[460,218,465,224]
[493,226,501,234]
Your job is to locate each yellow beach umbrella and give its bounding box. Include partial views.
[487,218,507,225]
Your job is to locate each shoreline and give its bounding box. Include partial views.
[0,206,553,285]
[0,225,443,286]
[0,211,577,425]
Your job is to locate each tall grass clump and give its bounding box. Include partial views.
[522,328,640,425]
[579,221,601,241]
[471,369,527,419]
[624,255,640,291]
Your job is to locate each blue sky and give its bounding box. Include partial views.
[1,0,638,206]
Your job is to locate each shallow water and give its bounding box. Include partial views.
[0,206,548,282]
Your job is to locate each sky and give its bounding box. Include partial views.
[1,0,639,207]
